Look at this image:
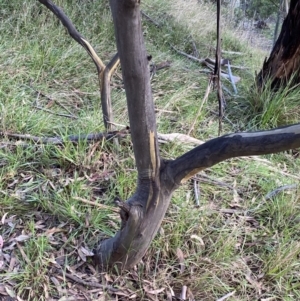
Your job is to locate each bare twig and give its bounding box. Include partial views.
[28,83,77,117]
[209,109,237,129]
[265,184,298,199]
[141,10,160,27]
[56,269,118,291]
[33,105,77,119]
[157,133,204,145]
[38,0,105,72]
[193,179,200,206]
[1,129,129,145]
[188,79,213,135]
[1,130,205,147]
[73,196,120,213]
[227,61,238,94]
[216,291,236,301]
[222,50,243,55]
[195,173,236,191]
[171,45,206,64]
[171,46,245,70]
[38,0,120,130]
[214,0,224,136]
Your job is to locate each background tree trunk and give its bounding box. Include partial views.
[257,0,300,89]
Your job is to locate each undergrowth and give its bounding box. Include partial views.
[0,0,299,300]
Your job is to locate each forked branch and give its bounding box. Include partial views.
[38,0,120,130]
[38,0,105,72]
[168,123,300,184]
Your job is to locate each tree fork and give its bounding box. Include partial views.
[38,0,119,130]
[38,0,300,271]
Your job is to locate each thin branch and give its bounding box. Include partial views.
[38,0,105,72]
[193,179,200,206]
[214,0,224,135]
[265,184,298,199]
[141,10,160,27]
[1,130,203,147]
[168,123,300,184]
[209,109,237,129]
[38,0,120,129]
[100,53,120,131]
[171,45,206,64]
[172,47,246,70]
[73,196,120,213]
[27,83,77,117]
[56,269,118,291]
[33,105,77,119]
[188,78,213,136]
[1,129,129,145]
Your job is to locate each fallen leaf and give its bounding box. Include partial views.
[5,286,16,298]
[145,287,165,295]
[80,246,94,256]
[14,234,31,242]
[1,212,9,224]
[176,248,185,274]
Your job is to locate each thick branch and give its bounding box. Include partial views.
[95,0,165,270]
[38,0,105,72]
[169,123,300,184]
[109,0,160,183]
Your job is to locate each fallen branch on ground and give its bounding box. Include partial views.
[1,130,204,146]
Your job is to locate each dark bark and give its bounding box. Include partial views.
[257,0,300,89]
[37,0,300,271]
[94,0,166,270]
[93,0,300,270]
[168,123,300,185]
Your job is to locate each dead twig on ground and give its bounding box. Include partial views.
[216,291,236,301]
[33,105,78,119]
[265,184,298,199]
[141,10,161,27]
[73,196,120,213]
[56,269,118,291]
[1,130,204,147]
[28,83,78,117]
[1,129,129,145]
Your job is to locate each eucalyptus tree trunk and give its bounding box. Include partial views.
[257,0,300,89]
[94,0,300,270]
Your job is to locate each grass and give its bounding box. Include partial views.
[1,0,300,300]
